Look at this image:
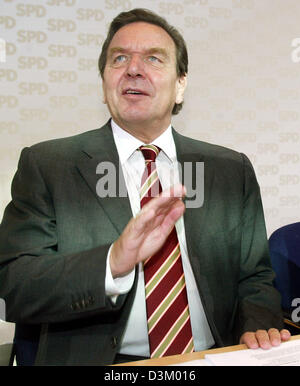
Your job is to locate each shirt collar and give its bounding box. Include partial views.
[111,119,176,164]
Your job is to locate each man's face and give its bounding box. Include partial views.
[102,22,186,133]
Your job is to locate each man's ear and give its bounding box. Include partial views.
[175,75,187,104]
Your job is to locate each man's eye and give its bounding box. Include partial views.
[147,56,160,63]
[113,55,127,64]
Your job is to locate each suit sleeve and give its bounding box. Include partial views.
[234,153,284,339]
[0,147,126,324]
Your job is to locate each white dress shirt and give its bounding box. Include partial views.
[105,120,215,356]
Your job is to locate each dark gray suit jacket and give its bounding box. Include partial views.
[0,120,283,365]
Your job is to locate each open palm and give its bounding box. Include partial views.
[110,185,186,278]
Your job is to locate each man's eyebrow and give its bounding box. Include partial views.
[145,48,169,58]
[108,47,127,56]
[108,46,170,58]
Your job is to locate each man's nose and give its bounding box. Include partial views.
[126,54,145,77]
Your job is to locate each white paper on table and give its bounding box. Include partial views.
[205,339,300,366]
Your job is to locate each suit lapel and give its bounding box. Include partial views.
[172,130,223,344]
[172,129,206,260]
[75,121,132,236]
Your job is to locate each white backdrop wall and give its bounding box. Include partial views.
[0,0,300,236]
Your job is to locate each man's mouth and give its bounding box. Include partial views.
[122,88,149,96]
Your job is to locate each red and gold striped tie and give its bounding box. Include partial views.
[140,144,194,358]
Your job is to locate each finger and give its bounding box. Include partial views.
[160,200,185,229]
[134,207,156,233]
[138,187,185,227]
[280,329,291,341]
[128,185,186,244]
[148,200,185,236]
[161,184,186,199]
[124,211,153,244]
[256,329,272,349]
[146,184,186,213]
[267,328,281,346]
[131,198,184,241]
[240,332,259,349]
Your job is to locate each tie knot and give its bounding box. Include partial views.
[140,144,160,163]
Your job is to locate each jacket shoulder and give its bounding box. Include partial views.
[29,127,105,154]
[173,130,245,163]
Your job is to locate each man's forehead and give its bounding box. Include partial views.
[108,22,176,54]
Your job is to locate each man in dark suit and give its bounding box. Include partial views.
[0,9,290,365]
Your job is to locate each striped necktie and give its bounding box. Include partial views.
[139,144,194,358]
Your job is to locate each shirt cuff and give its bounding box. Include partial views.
[105,244,135,301]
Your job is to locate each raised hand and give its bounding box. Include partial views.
[110,184,186,278]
